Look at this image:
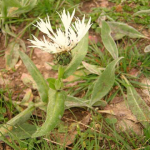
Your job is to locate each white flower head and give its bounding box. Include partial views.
[29,9,91,54]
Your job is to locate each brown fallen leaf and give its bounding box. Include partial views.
[129,68,140,77]
[97,0,108,8]
[115,5,123,12]
[140,77,150,105]
[21,88,33,104]
[80,113,91,130]
[21,73,37,89]
[15,60,22,70]
[102,101,138,122]
[116,119,142,135]
[99,99,143,135]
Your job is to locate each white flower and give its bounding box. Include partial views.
[29,9,91,54]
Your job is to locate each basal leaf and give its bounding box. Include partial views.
[19,51,49,102]
[65,95,91,109]
[5,41,20,69]
[144,45,150,53]
[108,21,146,40]
[91,57,123,105]
[11,0,37,16]
[2,0,21,8]
[63,33,88,79]
[82,61,103,75]
[32,89,66,138]
[127,83,150,128]
[133,9,150,16]
[66,95,107,108]
[1,123,37,140]
[101,21,118,59]
[0,104,35,136]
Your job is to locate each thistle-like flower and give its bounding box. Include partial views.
[29,9,91,54]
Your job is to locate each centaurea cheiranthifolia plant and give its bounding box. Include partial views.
[0,9,91,138]
[12,9,91,138]
[29,9,91,65]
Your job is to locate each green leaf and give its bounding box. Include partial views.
[133,9,150,16]
[32,89,66,138]
[2,0,21,8]
[11,0,37,16]
[47,78,56,90]
[63,33,88,78]
[5,41,20,69]
[144,45,150,53]
[65,95,107,108]
[101,21,118,59]
[65,95,91,109]
[108,21,146,40]
[82,61,103,75]
[0,104,35,136]
[19,51,49,102]
[92,100,107,107]
[55,79,63,90]
[91,57,123,105]
[4,123,37,140]
[105,117,117,125]
[126,82,150,128]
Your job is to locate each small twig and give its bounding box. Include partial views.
[43,138,73,149]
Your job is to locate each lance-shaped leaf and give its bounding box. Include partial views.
[144,45,150,53]
[0,123,37,140]
[65,95,91,109]
[82,61,104,75]
[32,89,66,138]
[126,82,150,128]
[65,95,107,108]
[91,57,123,105]
[133,9,150,16]
[19,51,49,103]
[0,104,35,136]
[5,41,20,69]
[63,33,88,79]
[107,22,146,40]
[10,0,37,16]
[101,21,118,59]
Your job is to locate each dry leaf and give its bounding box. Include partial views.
[99,0,108,7]
[21,73,37,89]
[15,60,22,69]
[129,68,140,77]
[140,77,150,105]
[99,99,143,135]
[115,5,123,12]
[116,119,142,135]
[21,88,33,104]
[103,101,137,122]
